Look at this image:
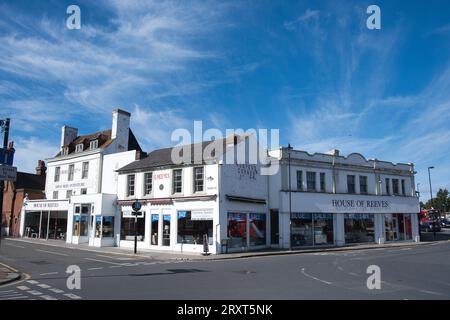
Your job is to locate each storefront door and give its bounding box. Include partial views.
[162,215,171,246]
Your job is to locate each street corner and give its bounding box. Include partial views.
[0,263,21,286]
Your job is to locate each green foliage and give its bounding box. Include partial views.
[424,188,450,212]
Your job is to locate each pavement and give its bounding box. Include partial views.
[1,231,449,299]
[0,262,21,286]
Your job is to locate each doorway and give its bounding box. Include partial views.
[270,210,279,245]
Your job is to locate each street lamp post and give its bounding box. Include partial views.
[287,144,293,251]
[428,166,434,204]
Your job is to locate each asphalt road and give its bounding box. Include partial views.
[0,237,449,300]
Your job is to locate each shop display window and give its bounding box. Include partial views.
[120,212,145,241]
[344,213,375,243]
[249,213,266,246]
[227,213,247,248]
[177,211,213,245]
[291,213,313,246]
[102,216,114,238]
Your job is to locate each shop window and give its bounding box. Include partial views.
[314,213,334,245]
[347,175,356,194]
[95,216,102,238]
[73,215,88,237]
[151,214,159,245]
[249,213,266,246]
[291,213,313,246]
[102,216,114,238]
[344,213,375,244]
[227,213,247,248]
[163,215,171,246]
[177,211,213,245]
[120,212,145,241]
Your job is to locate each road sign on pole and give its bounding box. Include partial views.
[0,165,17,182]
[131,200,142,254]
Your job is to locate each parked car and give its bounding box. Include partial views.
[420,221,441,232]
[438,218,450,228]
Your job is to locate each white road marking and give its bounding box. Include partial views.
[37,284,51,289]
[0,290,15,294]
[0,295,29,300]
[84,258,124,265]
[300,268,332,285]
[40,295,58,300]
[27,280,39,284]
[28,290,43,295]
[419,289,443,296]
[49,288,64,294]
[17,286,30,291]
[109,265,122,268]
[87,267,103,271]
[39,272,58,276]
[64,293,81,299]
[4,243,25,249]
[36,249,68,256]
[337,266,344,271]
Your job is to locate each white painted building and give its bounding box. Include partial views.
[268,148,420,249]
[116,135,269,254]
[19,109,144,247]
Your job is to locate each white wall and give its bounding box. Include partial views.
[101,150,137,194]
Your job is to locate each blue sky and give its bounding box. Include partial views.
[0,0,449,201]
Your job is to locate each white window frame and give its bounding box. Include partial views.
[172,169,183,194]
[82,162,89,179]
[193,167,204,193]
[75,144,84,153]
[144,172,153,196]
[90,139,98,149]
[127,174,135,197]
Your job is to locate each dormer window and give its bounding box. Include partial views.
[90,139,98,149]
[62,147,69,156]
[75,144,84,153]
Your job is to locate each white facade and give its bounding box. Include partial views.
[269,148,420,249]
[20,109,143,247]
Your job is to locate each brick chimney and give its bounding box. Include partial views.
[35,160,46,176]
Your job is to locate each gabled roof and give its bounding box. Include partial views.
[118,138,235,173]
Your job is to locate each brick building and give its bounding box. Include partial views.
[1,160,46,237]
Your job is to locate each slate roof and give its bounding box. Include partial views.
[14,172,46,191]
[55,129,142,157]
[117,137,240,173]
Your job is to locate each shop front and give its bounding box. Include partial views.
[226,211,267,251]
[279,192,420,248]
[117,199,218,254]
[20,199,70,240]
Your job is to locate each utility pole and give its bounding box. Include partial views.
[0,118,11,246]
[287,144,293,251]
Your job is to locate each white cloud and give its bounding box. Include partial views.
[12,137,58,174]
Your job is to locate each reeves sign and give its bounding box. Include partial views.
[332,199,389,209]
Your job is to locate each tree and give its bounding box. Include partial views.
[424,188,449,213]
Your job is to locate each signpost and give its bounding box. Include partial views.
[0,165,17,181]
[131,200,142,254]
[0,118,10,245]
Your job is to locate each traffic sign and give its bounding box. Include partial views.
[0,148,14,165]
[0,165,17,181]
[132,200,142,212]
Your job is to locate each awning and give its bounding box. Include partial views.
[225,195,266,204]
